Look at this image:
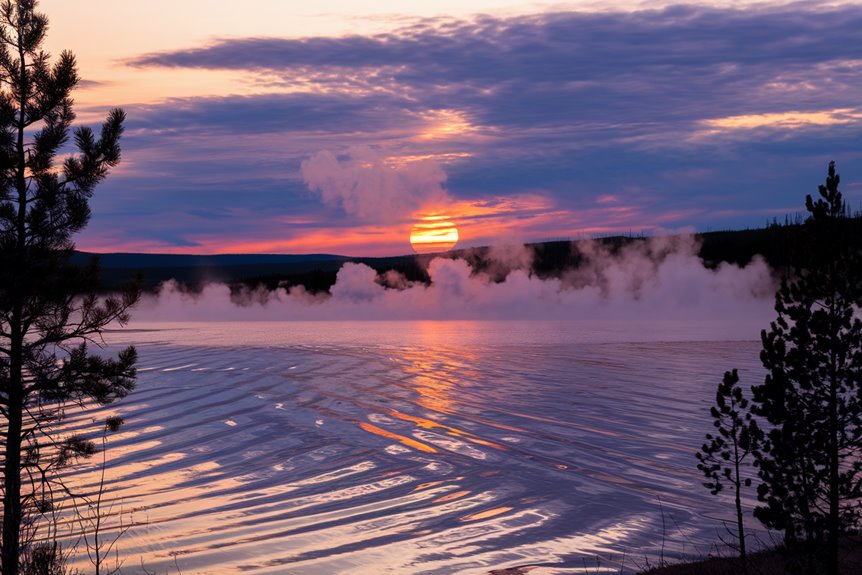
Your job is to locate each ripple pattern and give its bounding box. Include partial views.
[51,322,765,574]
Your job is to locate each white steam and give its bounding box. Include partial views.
[301,147,450,221]
[132,236,776,323]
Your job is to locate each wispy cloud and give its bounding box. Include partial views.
[129,3,862,141]
[700,108,862,132]
[74,2,862,254]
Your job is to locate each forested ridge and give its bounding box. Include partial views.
[80,218,862,294]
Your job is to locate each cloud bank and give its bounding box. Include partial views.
[131,3,862,138]
[301,147,451,222]
[132,236,775,323]
[77,2,862,254]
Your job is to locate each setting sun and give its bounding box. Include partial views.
[409,214,460,254]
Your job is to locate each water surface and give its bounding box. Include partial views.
[58,320,767,574]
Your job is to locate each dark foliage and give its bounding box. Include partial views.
[696,369,762,562]
[751,161,862,574]
[19,542,65,575]
[0,2,138,572]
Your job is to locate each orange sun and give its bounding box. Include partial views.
[410,214,459,254]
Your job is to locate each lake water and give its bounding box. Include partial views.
[57,320,769,574]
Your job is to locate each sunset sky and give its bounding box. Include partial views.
[40,0,862,256]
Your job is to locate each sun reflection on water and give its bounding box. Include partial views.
[44,324,766,573]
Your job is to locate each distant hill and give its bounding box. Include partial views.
[71,252,350,292]
[69,252,348,268]
[78,219,862,294]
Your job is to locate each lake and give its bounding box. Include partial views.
[57,319,770,574]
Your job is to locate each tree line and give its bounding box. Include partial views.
[697,160,862,575]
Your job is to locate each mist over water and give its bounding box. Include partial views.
[58,239,782,573]
[133,236,776,323]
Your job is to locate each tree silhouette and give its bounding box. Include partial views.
[696,369,761,566]
[752,161,862,574]
[0,1,138,573]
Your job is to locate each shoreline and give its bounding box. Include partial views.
[638,537,862,575]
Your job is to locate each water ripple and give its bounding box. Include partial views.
[53,321,765,574]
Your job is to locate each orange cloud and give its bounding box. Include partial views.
[700,108,862,132]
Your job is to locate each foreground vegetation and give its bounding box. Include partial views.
[0,1,136,572]
[680,163,861,575]
[639,536,862,575]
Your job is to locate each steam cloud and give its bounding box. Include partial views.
[301,147,450,221]
[132,236,776,323]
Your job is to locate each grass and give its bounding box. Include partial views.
[638,536,862,575]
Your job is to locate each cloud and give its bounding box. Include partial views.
[132,235,775,323]
[123,93,414,136]
[78,2,862,254]
[700,109,862,133]
[129,3,862,136]
[301,147,451,222]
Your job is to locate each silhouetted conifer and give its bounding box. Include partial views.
[696,369,761,565]
[751,161,862,574]
[0,2,138,572]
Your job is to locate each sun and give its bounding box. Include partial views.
[410,214,459,254]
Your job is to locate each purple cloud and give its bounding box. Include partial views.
[130,3,862,133]
[78,2,862,253]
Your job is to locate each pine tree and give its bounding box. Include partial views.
[752,161,862,574]
[0,1,138,572]
[696,369,761,566]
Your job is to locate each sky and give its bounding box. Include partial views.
[36,0,862,256]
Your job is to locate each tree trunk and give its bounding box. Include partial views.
[827,344,840,575]
[735,477,747,567]
[2,25,29,573]
[733,429,747,565]
[2,338,23,575]
[4,69,27,567]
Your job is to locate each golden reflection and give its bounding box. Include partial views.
[460,506,514,522]
[434,490,470,503]
[358,422,438,453]
[390,331,539,446]
[397,324,476,413]
[385,409,509,452]
[378,337,517,462]
[411,480,445,493]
